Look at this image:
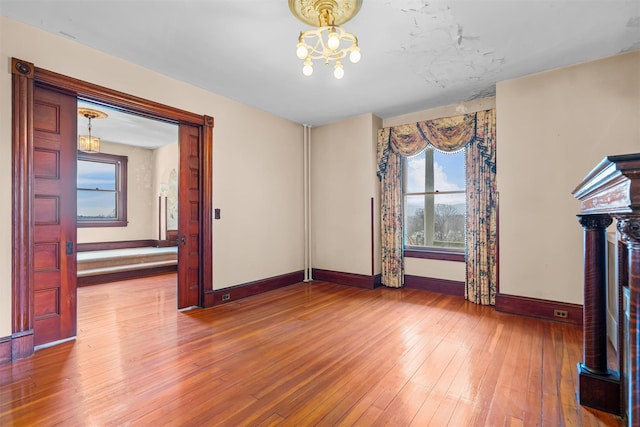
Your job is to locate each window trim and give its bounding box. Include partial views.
[77,151,128,228]
[404,247,465,262]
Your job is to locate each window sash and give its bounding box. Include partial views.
[402,151,466,254]
[77,159,117,191]
[77,151,128,227]
[404,190,465,197]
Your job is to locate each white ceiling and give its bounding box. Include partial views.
[2,0,639,129]
[77,100,178,149]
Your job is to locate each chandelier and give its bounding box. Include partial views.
[289,0,362,79]
[78,108,108,153]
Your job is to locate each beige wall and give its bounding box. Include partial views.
[0,16,304,337]
[151,142,179,240]
[78,141,156,243]
[382,97,496,282]
[311,113,381,276]
[383,96,497,128]
[497,51,640,304]
[212,118,304,288]
[371,115,383,275]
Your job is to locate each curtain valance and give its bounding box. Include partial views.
[377,112,477,179]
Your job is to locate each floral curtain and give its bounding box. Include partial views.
[465,110,497,305]
[376,110,497,304]
[376,128,404,288]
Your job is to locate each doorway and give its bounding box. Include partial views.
[75,100,180,288]
[10,58,213,358]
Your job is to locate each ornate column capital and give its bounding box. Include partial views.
[615,215,640,245]
[578,214,613,230]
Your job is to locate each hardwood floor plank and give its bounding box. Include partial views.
[0,274,623,426]
[523,321,545,426]
[446,398,476,426]
[486,318,523,426]
[541,322,562,426]
[372,380,430,426]
[472,320,513,426]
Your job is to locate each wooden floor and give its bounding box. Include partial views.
[0,274,622,426]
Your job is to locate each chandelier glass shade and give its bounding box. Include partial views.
[78,134,101,153]
[78,108,108,153]
[289,0,362,79]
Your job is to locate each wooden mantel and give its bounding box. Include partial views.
[573,153,640,214]
[573,153,640,425]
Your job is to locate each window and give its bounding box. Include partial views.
[77,151,128,227]
[403,147,466,258]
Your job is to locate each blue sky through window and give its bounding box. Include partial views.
[77,160,117,218]
[77,160,116,190]
[406,148,465,194]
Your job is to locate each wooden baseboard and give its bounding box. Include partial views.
[10,330,34,361]
[77,239,159,252]
[495,293,583,325]
[0,336,11,364]
[374,274,382,287]
[204,271,304,307]
[156,239,178,248]
[404,275,465,297]
[312,269,381,289]
[77,265,178,286]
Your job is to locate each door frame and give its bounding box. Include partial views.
[10,58,213,360]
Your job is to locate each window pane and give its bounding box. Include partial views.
[405,194,429,246]
[405,193,465,249]
[405,151,426,193]
[433,193,465,248]
[433,150,465,192]
[405,149,466,193]
[77,160,116,190]
[77,190,116,219]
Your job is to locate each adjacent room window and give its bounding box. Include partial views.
[77,152,128,227]
[403,147,466,257]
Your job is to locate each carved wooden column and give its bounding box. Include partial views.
[616,215,640,425]
[578,214,613,374]
[573,153,640,422]
[11,58,35,360]
[576,214,620,414]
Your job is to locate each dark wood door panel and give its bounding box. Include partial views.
[178,124,201,308]
[34,288,59,317]
[33,149,61,179]
[34,196,60,225]
[33,86,77,347]
[34,100,62,134]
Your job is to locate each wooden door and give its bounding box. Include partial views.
[33,86,77,346]
[177,124,201,308]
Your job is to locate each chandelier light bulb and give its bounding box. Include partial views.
[291,2,362,79]
[333,61,344,79]
[327,28,340,50]
[349,47,361,63]
[296,43,309,60]
[303,60,314,77]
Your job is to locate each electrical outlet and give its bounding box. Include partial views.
[222,293,230,301]
[554,309,568,319]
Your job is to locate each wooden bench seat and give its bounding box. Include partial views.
[77,247,178,285]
